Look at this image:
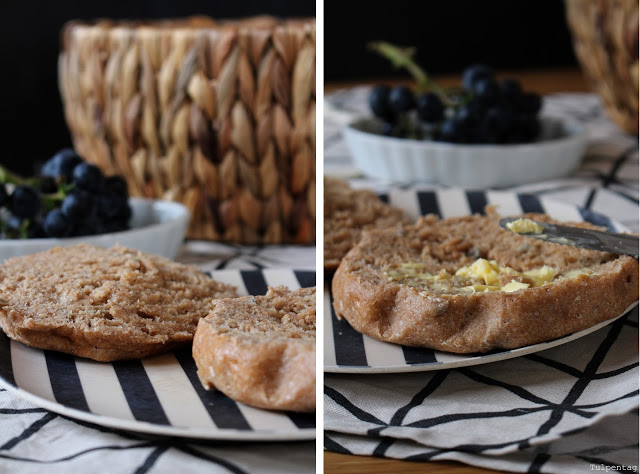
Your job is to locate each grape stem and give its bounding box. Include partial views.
[0,164,70,211]
[0,166,24,186]
[368,41,452,104]
[41,191,67,212]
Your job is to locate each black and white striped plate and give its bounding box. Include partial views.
[324,189,637,374]
[0,269,316,440]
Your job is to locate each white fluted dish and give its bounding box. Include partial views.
[343,115,587,187]
[0,198,190,262]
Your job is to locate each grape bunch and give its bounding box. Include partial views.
[0,149,131,239]
[367,43,542,145]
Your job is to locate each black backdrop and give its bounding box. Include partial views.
[324,0,578,80]
[1,0,578,176]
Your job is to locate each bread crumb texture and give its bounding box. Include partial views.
[324,176,407,270]
[332,208,639,353]
[193,286,316,412]
[0,244,238,361]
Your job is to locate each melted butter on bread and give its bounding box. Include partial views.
[456,259,557,290]
[385,258,595,294]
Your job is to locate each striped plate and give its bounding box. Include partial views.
[324,189,636,374]
[0,269,316,440]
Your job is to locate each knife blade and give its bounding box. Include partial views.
[498,217,639,258]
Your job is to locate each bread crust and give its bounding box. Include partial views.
[193,286,315,412]
[0,244,238,361]
[332,211,639,353]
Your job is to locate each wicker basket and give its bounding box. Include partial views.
[59,16,316,244]
[565,0,639,134]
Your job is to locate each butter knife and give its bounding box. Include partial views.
[499,217,639,258]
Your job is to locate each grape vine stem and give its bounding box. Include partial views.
[368,41,453,105]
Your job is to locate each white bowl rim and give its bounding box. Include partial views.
[0,197,190,247]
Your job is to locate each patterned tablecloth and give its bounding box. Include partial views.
[324,88,638,473]
[0,243,316,474]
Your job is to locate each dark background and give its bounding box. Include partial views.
[324,0,579,82]
[2,0,579,175]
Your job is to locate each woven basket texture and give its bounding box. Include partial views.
[59,16,316,244]
[565,0,639,134]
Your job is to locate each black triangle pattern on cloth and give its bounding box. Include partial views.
[326,312,637,426]
[0,387,316,473]
[325,310,638,472]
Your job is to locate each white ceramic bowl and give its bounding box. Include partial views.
[342,115,588,188]
[0,198,190,262]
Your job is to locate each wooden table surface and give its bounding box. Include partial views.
[323,67,591,474]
